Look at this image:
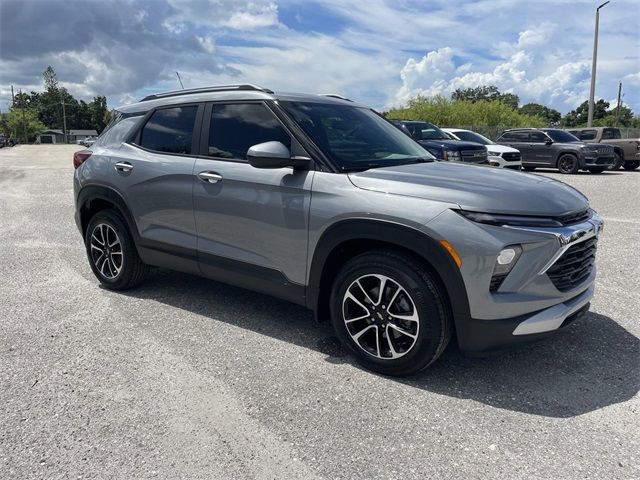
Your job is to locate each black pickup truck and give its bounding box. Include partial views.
[390,120,488,164]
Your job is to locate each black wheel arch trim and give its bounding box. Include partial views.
[307,219,471,337]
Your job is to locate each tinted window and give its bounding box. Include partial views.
[544,130,580,143]
[579,130,597,140]
[404,122,448,140]
[281,102,434,170]
[208,103,290,159]
[453,130,492,145]
[530,131,548,142]
[602,128,621,139]
[500,131,529,142]
[140,106,197,154]
[97,116,143,147]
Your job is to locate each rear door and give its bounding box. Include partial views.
[114,104,202,273]
[192,102,314,301]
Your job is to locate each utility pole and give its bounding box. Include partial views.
[176,71,185,89]
[615,81,622,127]
[19,89,27,144]
[61,101,68,144]
[10,85,15,140]
[587,1,610,127]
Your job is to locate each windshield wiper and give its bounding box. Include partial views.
[341,157,434,172]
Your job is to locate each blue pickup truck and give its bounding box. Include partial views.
[390,120,488,164]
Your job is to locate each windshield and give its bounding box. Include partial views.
[451,130,492,145]
[545,130,581,143]
[280,102,435,170]
[402,122,449,140]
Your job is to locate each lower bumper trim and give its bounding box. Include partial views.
[512,285,594,335]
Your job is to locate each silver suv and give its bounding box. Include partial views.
[74,85,603,376]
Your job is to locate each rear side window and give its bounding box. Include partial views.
[98,116,143,147]
[500,131,529,142]
[140,106,198,154]
[207,103,290,160]
[579,130,597,140]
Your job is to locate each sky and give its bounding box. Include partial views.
[1,0,639,114]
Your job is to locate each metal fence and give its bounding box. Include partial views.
[447,126,640,141]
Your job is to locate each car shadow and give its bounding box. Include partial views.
[122,269,639,419]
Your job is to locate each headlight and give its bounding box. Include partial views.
[443,149,461,161]
[487,151,501,157]
[456,210,564,228]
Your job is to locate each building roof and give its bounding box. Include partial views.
[39,129,64,135]
[69,129,98,135]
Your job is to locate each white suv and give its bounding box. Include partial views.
[444,128,522,170]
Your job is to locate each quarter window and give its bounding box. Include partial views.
[208,103,291,160]
[140,106,198,154]
[500,131,529,142]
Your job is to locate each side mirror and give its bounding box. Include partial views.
[247,141,311,170]
[545,139,553,145]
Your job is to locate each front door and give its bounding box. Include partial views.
[193,102,314,302]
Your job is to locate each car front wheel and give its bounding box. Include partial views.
[557,154,579,174]
[608,152,624,170]
[623,160,640,170]
[330,250,452,376]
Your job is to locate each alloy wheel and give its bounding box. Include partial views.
[90,223,123,279]
[342,274,420,359]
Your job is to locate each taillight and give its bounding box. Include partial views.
[73,150,92,169]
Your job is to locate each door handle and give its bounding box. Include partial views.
[115,161,133,172]
[198,171,223,184]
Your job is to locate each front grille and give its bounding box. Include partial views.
[555,208,591,225]
[502,152,521,162]
[460,149,488,163]
[547,237,597,292]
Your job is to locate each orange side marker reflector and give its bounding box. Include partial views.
[440,240,462,268]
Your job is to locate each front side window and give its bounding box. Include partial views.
[208,103,290,160]
[530,131,548,143]
[544,130,581,143]
[281,102,433,170]
[602,128,621,139]
[140,106,197,154]
[579,130,597,141]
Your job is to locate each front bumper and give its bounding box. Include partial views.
[458,288,593,353]
[583,154,614,167]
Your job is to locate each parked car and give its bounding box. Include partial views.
[390,120,488,165]
[565,127,640,171]
[443,128,521,170]
[81,136,97,147]
[496,128,614,174]
[73,84,602,376]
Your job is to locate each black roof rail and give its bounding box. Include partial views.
[319,93,353,102]
[140,84,274,102]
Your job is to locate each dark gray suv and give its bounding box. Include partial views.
[73,85,603,376]
[496,128,614,174]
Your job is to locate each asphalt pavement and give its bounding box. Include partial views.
[1,145,638,479]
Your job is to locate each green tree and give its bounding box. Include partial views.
[89,96,109,132]
[451,85,519,109]
[519,103,561,125]
[3,108,46,142]
[387,96,544,129]
[562,99,609,127]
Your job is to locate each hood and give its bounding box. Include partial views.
[348,162,588,216]
[418,139,484,150]
[485,144,519,154]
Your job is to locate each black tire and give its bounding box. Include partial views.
[608,152,624,171]
[329,250,453,376]
[588,168,606,174]
[623,160,640,170]
[85,209,149,290]
[522,166,536,172]
[557,154,579,174]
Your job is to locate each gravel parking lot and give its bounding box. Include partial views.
[1,145,638,479]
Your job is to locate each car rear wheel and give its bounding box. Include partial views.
[608,152,624,170]
[85,209,149,290]
[330,250,452,376]
[623,160,640,170]
[557,154,579,174]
